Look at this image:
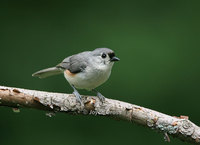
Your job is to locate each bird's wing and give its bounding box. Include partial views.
[57,53,88,74]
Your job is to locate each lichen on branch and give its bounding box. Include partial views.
[0,86,200,145]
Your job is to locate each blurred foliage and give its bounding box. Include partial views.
[0,0,200,145]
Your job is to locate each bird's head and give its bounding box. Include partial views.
[91,48,120,69]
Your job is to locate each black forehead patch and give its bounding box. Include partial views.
[108,52,115,58]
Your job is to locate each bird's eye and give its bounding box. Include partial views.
[101,53,107,58]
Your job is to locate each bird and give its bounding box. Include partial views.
[32,48,120,104]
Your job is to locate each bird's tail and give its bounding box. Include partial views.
[32,67,63,78]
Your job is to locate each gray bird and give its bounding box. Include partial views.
[32,48,120,104]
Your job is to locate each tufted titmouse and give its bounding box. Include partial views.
[32,48,120,104]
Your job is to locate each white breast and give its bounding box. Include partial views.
[64,63,113,90]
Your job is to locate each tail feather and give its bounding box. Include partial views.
[32,67,63,78]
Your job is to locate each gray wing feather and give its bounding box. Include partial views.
[32,67,62,78]
[33,51,89,79]
[57,52,89,73]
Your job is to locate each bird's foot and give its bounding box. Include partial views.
[96,91,106,103]
[71,85,83,106]
[73,90,84,106]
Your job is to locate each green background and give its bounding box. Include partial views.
[0,1,200,145]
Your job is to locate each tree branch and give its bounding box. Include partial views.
[0,85,199,144]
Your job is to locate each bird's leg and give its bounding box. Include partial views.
[92,89,105,102]
[70,85,83,105]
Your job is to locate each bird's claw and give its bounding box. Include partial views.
[96,92,105,102]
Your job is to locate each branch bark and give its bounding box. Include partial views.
[0,85,199,144]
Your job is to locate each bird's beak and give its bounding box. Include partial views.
[110,56,120,62]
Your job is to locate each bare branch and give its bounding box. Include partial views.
[0,85,200,144]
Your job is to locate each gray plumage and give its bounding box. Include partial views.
[32,48,119,104]
[33,48,115,78]
[57,51,89,73]
[32,52,90,78]
[32,67,62,78]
